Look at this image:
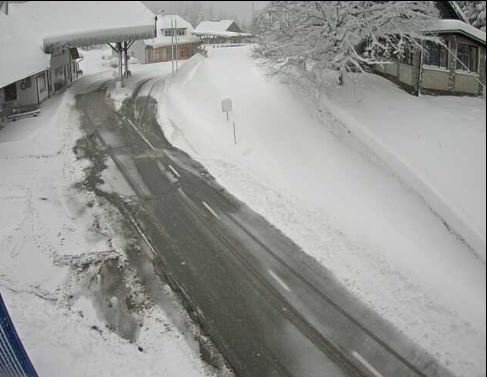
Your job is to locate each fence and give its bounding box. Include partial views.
[0,294,39,377]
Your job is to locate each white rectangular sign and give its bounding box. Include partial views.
[221,98,232,113]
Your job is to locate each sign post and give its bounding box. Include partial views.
[233,121,237,145]
[221,98,232,121]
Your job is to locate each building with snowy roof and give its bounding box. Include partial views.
[0,11,51,116]
[193,20,252,44]
[128,14,201,64]
[374,1,486,96]
[1,1,156,120]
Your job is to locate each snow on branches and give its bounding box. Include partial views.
[253,1,440,83]
[458,1,486,31]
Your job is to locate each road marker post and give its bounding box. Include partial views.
[233,121,237,145]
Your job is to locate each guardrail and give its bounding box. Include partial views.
[0,294,39,377]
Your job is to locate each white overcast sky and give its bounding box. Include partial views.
[143,1,269,23]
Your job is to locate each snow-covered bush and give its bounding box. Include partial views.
[458,1,486,31]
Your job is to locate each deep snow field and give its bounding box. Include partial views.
[155,45,486,377]
[324,73,486,260]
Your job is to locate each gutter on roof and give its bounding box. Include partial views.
[426,28,486,45]
[192,31,252,38]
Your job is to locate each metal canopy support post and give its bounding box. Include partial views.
[107,42,124,85]
[123,41,129,78]
[116,42,123,84]
[107,43,119,53]
[109,41,134,80]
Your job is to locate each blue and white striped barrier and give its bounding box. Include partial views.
[0,294,39,377]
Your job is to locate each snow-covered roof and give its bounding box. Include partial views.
[424,19,486,44]
[9,1,156,53]
[145,35,201,49]
[0,13,50,88]
[194,20,237,34]
[193,20,252,38]
[157,15,193,32]
[44,25,155,52]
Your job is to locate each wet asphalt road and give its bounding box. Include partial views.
[76,79,455,377]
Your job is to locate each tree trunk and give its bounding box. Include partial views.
[338,70,344,86]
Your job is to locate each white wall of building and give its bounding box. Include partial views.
[50,48,74,92]
[129,40,147,64]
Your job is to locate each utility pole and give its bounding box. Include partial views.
[171,17,175,75]
[175,17,179,71]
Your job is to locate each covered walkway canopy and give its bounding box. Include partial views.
[43,25,155,53]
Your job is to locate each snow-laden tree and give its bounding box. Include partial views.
[458,1,486,31]
[253,1,440,84]
[184,1,205,26]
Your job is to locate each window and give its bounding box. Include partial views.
[163,29,186,37]
[20,77,31,90]
[151,47,169,62]
[152,48,161,61]
[423,41,448,69]
[456,43,478,73]
[4,83,17,101]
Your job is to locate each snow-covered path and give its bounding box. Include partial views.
[157,46,486,377]
[0,55,218,377]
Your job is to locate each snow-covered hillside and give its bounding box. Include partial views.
[156,46,486,377]
[323,73,486,260]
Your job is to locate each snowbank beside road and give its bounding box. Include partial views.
[157,46,486,377]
